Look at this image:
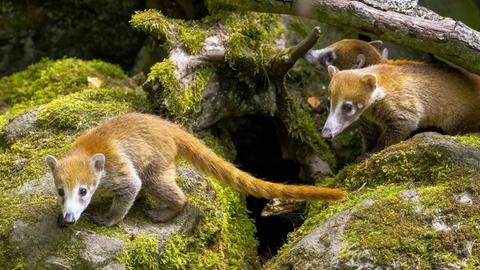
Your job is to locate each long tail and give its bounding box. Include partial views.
[173,128,346,200]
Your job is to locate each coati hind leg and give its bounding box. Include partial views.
[142,163,187,222]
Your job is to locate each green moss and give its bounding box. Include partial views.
[53,229,86,265]
[130,9,206,55]
[221,12,285,88]
[119,234,160,270]
[0,58,127,107]
[276,85,336,167]
[340,172,480,268]
[201,129,237,162]
[332,129,364,165]
[331,140,456,190]
[146,60,213,122]
[37,87,147,131]
[273,184,408,263]
[451,134,480,149]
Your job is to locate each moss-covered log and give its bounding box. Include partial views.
[207,0,480,75]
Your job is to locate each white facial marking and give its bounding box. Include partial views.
[357,103,364,109]
[323,101,344,138]
[63,185,93,222]
[323,99,363,138]
[372,87,386,103]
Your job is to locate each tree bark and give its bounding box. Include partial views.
[209,0,480,75]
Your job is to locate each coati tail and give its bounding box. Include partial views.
[174,129,346,201]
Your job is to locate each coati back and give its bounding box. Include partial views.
[304,39,419,70]
[46,113,346,227]
[323,63,480,151]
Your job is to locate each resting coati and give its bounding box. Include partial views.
[304,39,419,70]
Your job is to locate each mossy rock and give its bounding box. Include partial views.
[267,132,480,269]
[0,59,257,269]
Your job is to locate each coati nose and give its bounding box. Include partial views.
[322,127,333,139]
[64,213,76,224]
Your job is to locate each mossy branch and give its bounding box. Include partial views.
[209,0,480,75]
[272,26,322,76]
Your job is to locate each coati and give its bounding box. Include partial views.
[304,39,419,70]
[46,113,346,227]
[323,64,480,151]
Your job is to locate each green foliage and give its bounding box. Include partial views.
[220,12,285,89]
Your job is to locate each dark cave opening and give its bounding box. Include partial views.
[214,116,306,261]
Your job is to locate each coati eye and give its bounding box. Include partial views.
[58,188,64,197]
[79,187,87,197]
[342,103,353,113]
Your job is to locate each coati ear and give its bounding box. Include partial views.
[90,153,105,174]
[382,48,389,59]
[361,74,377,89]
[46,155,58,171]
[368,40,383,52]
[353,54,366,68]
[327,65,339,78]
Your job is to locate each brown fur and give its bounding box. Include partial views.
[50,113,346,226]
[329,39,385,69]
[328,63,480,150]
[305,39,422,71]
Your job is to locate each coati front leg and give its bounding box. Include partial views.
[91,174,142,226]
[142,163,187,222]
[373,119,418,152]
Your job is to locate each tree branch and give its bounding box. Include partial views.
[273,26,322,75]
[210,0,480,74]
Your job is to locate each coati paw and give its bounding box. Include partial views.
[147,208,179,223]
[90,214,113,226]
[57,213,68,228]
